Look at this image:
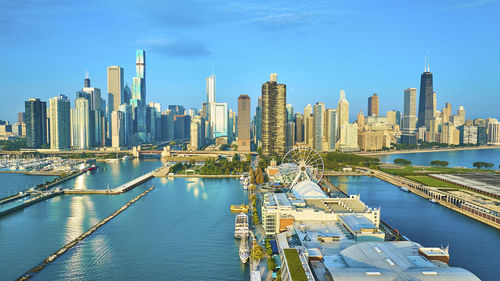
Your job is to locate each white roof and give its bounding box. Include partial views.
[292,180,328,199]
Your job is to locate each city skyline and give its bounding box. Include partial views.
[1,0,500,121]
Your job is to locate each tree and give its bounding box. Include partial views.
[251,244,264,261]
[265,239,273,256]
[255,168,265,184]
[252,211,259,225]
[430,160,449,167]
[473,162,494,169]
[249,168,256,184]
[394,158,411,165]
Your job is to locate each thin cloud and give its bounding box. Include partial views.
[437,0,497,12]
[139,38,211,58]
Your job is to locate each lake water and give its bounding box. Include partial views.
[0,160,248,280]
[330,175,500,281]
[378,148,500,168]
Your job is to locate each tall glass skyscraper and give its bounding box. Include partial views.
[417,68,434,129]
[25,98,47,148]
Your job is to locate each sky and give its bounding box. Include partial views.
[1,0,499,122]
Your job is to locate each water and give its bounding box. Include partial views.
[34,177,248,281]
[330,176,500,281]
[0,173,56,197]
[56,159,162,190]
[0,159,248,281]
[378,148,500,168]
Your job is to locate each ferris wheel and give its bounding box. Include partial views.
[278,146,324,187]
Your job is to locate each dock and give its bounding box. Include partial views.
[16,186,156,281]
[0,191,62,217]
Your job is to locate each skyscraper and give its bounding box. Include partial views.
[337,90,349,147]
[417,64,434,129]
[107,66,124,112]
[111,110,125,148]
[295,113,304,143]
[261,73,286,157]
[136,50,146,80]
[84,71,90,88]
[237,95,251,152]
[25,98,47,148]
[71,97,92,149]
[402,88,417,144]
[132,77,146,143]
[326,109,338,151]
[254,96,262,145]
[402,88,417,132]
[206,74,215,104]
[313,102,325,152]
[368,93,379,116]
[49,95,71,150]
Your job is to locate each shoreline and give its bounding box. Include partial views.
[356,145,500,156]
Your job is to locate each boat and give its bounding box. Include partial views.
[234,213,249,238]
[231,204,249,213]
[429,198,437,203]
[239,175,245,181]
[243,182,249,190]
[122,155,130,161]
[400,187,409,192]
[88,165,98,171]
[239,235,250,263]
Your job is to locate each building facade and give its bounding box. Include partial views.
[49,95,71,150]
[261,73,286,157]
[237,95,251,152]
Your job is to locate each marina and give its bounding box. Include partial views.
[0,153,499,280]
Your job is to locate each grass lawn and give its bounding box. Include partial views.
[283,249,308,281]
[381,165,496,176]
[406,176,464,188]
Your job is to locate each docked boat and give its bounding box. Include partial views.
[231,204,249,213]
[239,235,250,263]
[400,187,409,192]
[243,182,249,190]
[88,165,97,171]
[429,198,437,203]
[234,213,249,238]
[122,155,130,161]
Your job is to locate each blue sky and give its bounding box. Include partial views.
[1,0,499,122]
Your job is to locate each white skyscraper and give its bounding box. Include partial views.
[206,74,216,104]
[313,102,325,152]
[49,95,71,150]
[71,97,92,149]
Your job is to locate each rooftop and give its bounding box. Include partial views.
[292,180,328,199]
[430,174,500,197]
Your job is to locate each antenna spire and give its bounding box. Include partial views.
[85,70,89,79]
[427,51,430,72]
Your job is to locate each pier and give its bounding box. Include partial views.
[16,186,156,281]
[362,168,500,230]
[0,169,158,217]
[320,178,405,241]
[0,191,62,217]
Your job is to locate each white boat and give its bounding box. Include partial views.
[400,187,409,192]
[239,235,250,263]
[122,155,130,161]
[429,198,437,203]
[239,175,245,181]
[243,182,249,190]
[234,213,249,239]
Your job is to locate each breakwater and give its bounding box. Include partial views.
[16,185,156,281]
[0,191,62,217]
